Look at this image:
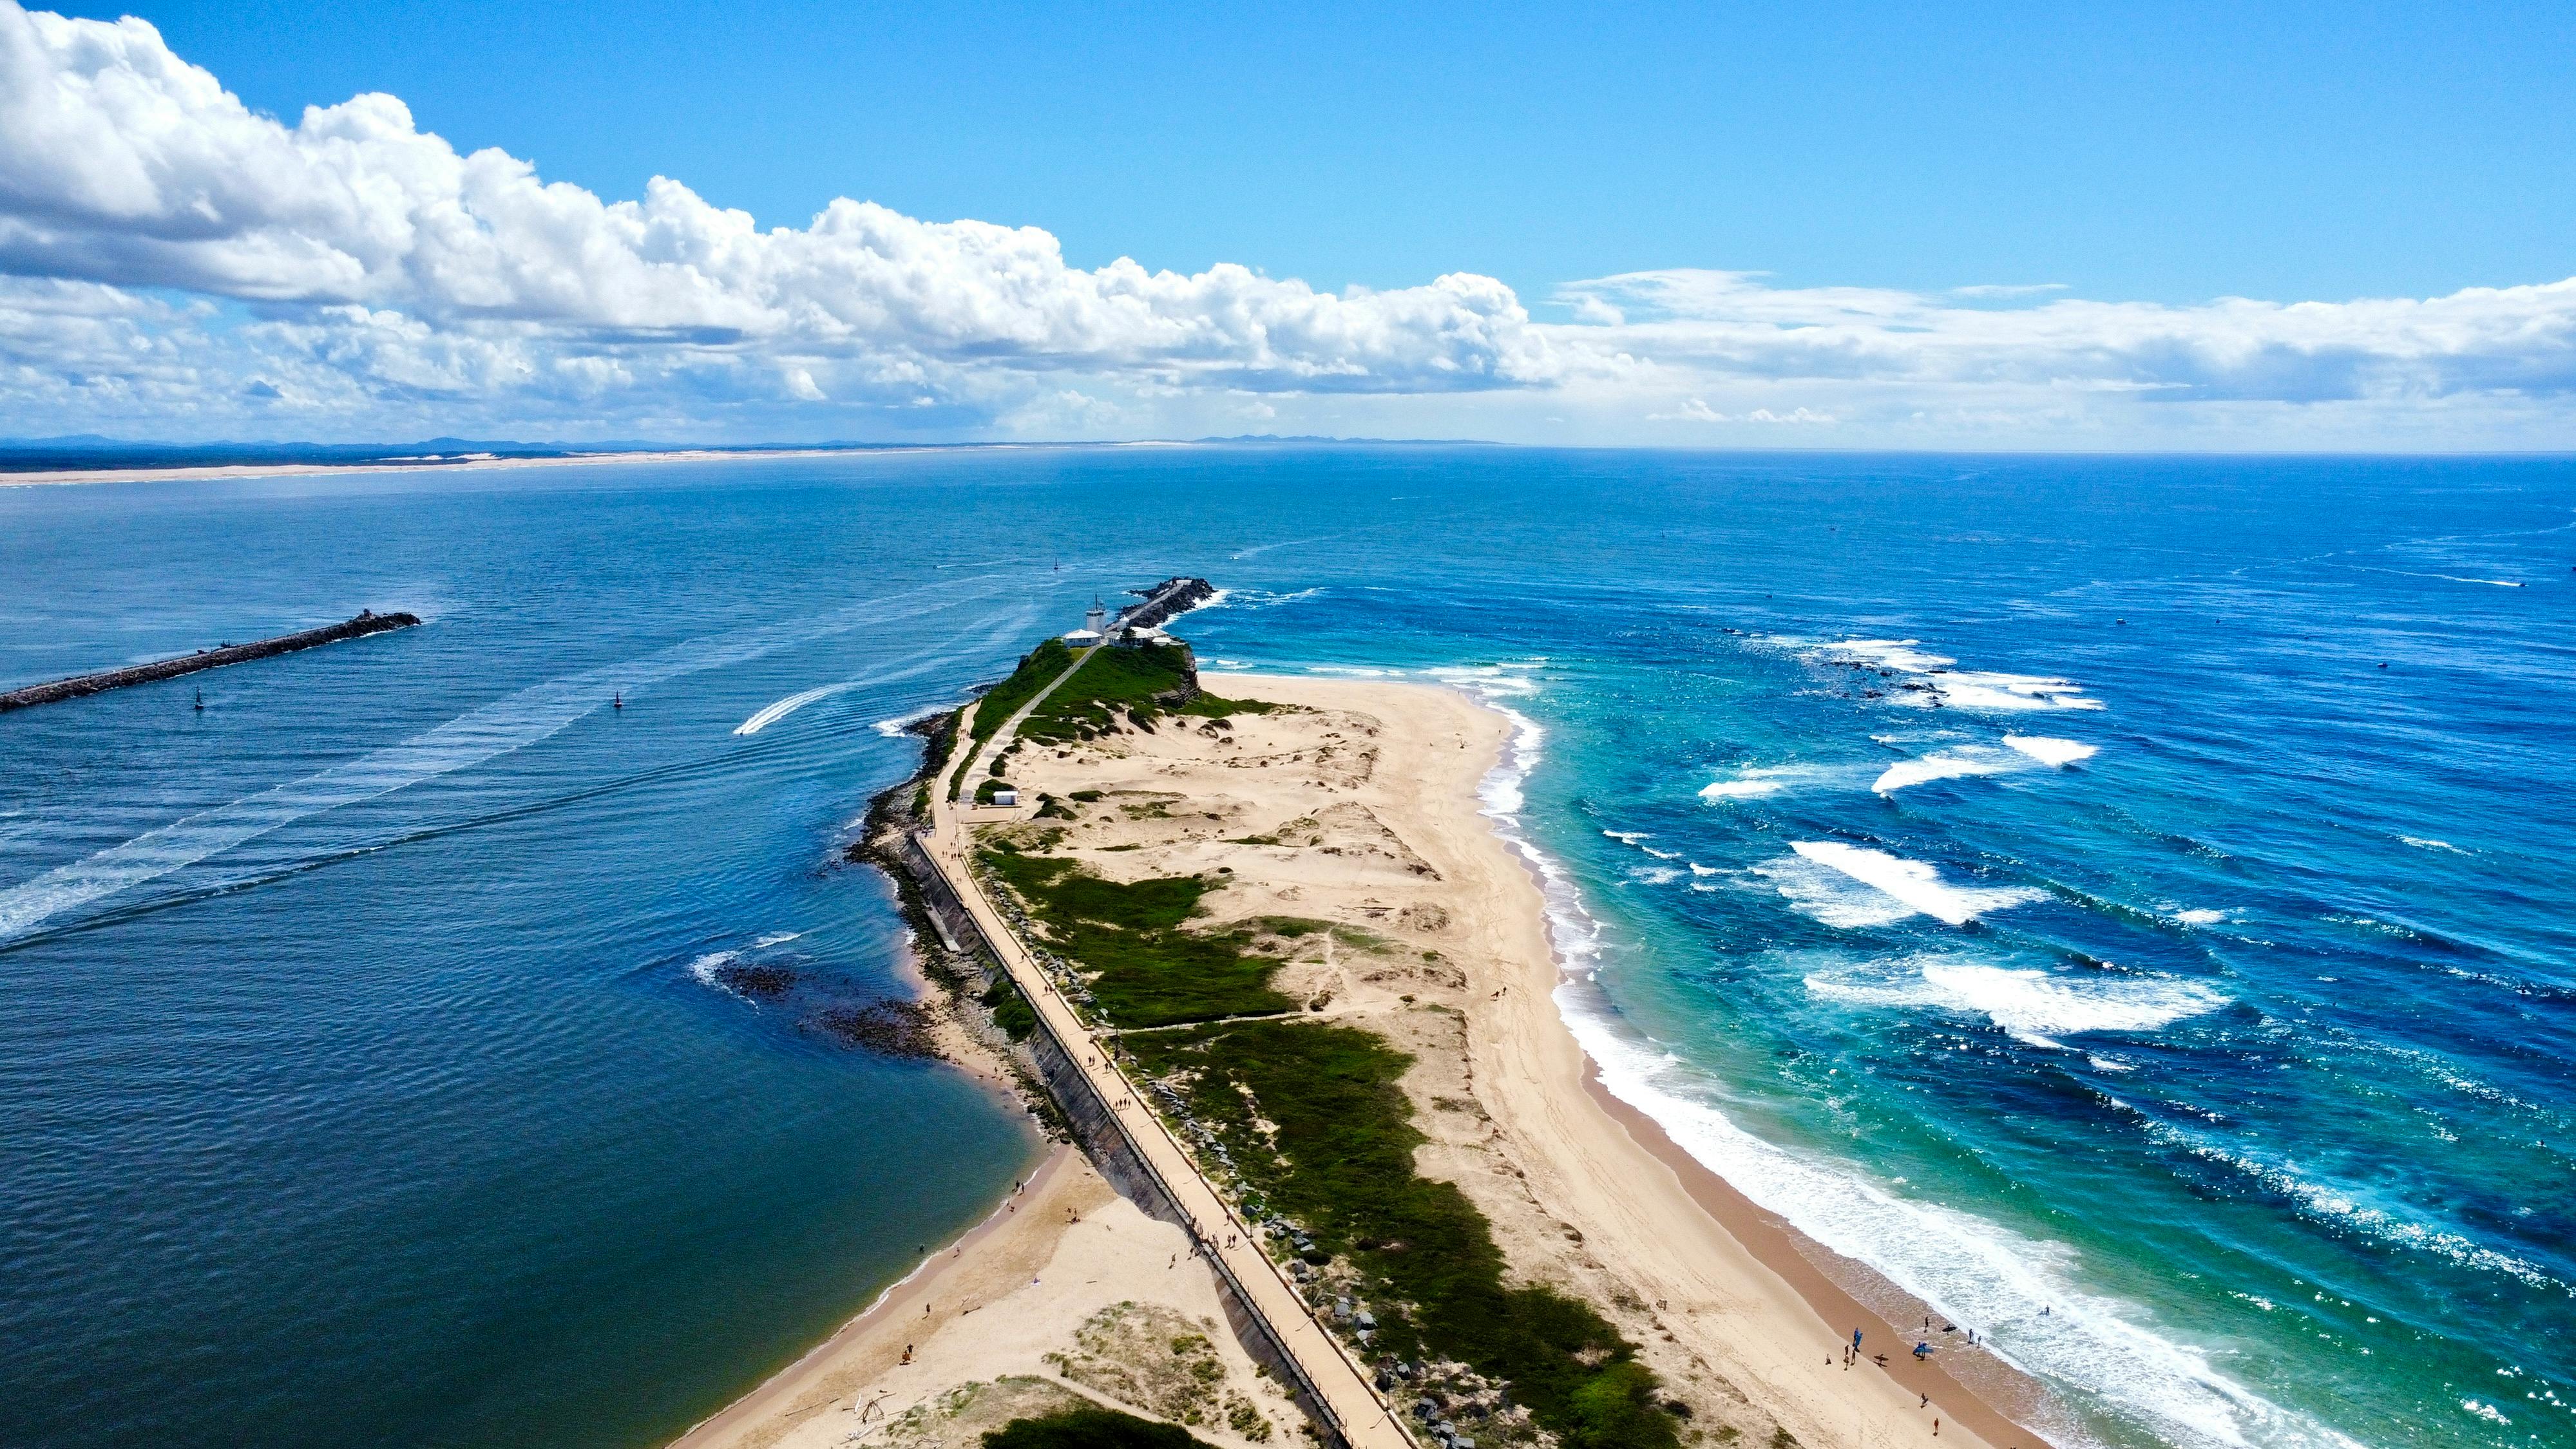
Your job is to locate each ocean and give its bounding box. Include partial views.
[1,448,2568,1449]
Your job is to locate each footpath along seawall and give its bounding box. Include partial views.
[896,828,1402,1449]
[0,611,421,712]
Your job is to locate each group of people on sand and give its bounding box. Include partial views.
[1838,1327,1952,1437]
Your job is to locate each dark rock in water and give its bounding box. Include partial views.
[714,961,798,999]
[815,999,940,1058]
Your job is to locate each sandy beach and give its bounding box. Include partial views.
[683,670,2058,1449]
[0,448,890,489]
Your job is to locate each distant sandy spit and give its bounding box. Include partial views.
[0,439,1219,489]
[0,447,918,488]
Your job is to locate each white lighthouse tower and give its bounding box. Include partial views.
[1063,596,1109,647]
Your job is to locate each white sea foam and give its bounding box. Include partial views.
[1641,846,1681,860]
[1569,1014,2370,1449]
[2140,1118,2561,1291]
[1828,638,1958,672]
[687,949,740,993]
[2003,735,2101,767]
[1603,829,1652,844]
[1446,661,2363,1449]
[1207,586,1324,609]
[1871,748,2020,795]
[1634,866,1683,885]
[1813,638,2106,713]
[1913,671,2106,712]
[1688,862,1722,876]
[1807,958,2229,1048]
[873,705,954,738]
[1428,663,1539,697]
[753,931,803,947]
[2400,835,2469,855]
[0,585,1029,943]
[1788,842,2045,926]
[1753,853,1918,927]
[2170,908,2229,926]
[1699,761,1849,801]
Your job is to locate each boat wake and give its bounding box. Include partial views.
[0,583,1022,944]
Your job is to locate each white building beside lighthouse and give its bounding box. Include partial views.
[1061,596,1109,647]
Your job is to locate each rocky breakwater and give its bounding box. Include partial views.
[0,609,422,713]
[1115,576,1217,632]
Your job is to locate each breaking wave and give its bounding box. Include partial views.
[1806,958,2231,1048]
[1786,842,2047,926]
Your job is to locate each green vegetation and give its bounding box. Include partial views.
[980,854,1293,1027]
[980,977,1037,1041]
[972,639,1078,745]
[976,777,1013,805]
[1124,1019,1677,1449]
[1021,643,1193,742]
[981,1407,1210,1449]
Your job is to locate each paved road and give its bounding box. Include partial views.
[920,795,1416,1449]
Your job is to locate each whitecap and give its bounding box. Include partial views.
[1641,846,1681,860]
[2400,836,2468,855]
[1753,853,1918,929]
[2170,908,2228,926]
[1827,638,1958,672]
[2003,734,2100,766]
[1907,670,2107,713]
[1788,842,2046,926]
[1807,958,2229,1048]
[1699,778,1785,800]
[1871,748,2021,795]
[1688,862,1722,876]
[1634,866,1683,885]
[1603,829,1652,844]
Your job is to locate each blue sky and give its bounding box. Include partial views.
[6,0,2576,447]
[60,0,2576,305]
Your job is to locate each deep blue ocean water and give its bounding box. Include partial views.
[2,449,2569,1449]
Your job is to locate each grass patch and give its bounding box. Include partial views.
[1124,1019,1676,1449]
[981,1406,1210,1448]
[1172,694,1283,719]
[972,639,1077,745]
[975,777,1015,805]
[980,853,1292,1027]
[1021,643,1194,742]
[980,978,1037,1041]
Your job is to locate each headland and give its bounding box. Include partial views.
[681,597,2063,1449]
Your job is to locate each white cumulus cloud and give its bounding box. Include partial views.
[3,0,2575,446]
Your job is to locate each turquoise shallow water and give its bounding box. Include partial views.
[3,449,2570,1448]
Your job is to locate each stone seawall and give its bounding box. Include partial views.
[1118,576,1217,631]
[0,610,421,713]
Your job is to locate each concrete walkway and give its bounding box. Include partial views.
[919,795,1416,1449]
